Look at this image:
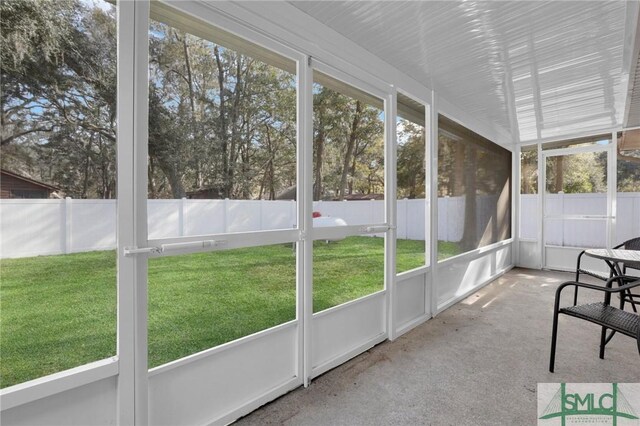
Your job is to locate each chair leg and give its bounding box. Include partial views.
[599,327,607,359]
[550,310,560,372]
[626,290,638,313]
[573,287,579,306]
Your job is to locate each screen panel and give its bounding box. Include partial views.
[396,93,427,273]
[437,115,511,260]
[0,0,118,388]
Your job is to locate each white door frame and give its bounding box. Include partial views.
[539,134,617,269]
[116,1,150,423]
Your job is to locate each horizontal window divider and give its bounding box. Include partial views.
[312,58,389,105]
[141,229,300,257]
[0,357,119,411]
[518,238,538,243]
[543,244,596,250]
[311,224,389,241]
[543,215,612,220]
[397,265,430,281]
[519,127,618,147]
[148,320,298,378]
[154,1,302,73]
[542,144,611,157]
[312,289,386,319]
[437,238,513,266]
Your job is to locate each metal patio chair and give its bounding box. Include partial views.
[574,237,640,310]
[549,275,640,372]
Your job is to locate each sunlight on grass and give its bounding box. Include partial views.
[0,237,460,388]
[147,244,297,368]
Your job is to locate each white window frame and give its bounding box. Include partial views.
[435,111,515,265]
[394,89,431,278]
[538,132,618,268]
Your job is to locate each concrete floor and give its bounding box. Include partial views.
[237,268,639,425]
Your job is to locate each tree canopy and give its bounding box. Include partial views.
[1,0,389,201]
[3,0,634,204]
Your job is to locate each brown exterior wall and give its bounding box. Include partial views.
[0,172,55,199]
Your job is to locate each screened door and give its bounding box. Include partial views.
[542,137,614,269]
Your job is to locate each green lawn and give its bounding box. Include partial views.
[0,237,459,388]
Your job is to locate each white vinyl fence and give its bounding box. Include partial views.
[2,194,639,258]
[520,193,640,248]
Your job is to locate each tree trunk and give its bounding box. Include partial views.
[181,36,203,190]
[461,147,478,252]
[214,46,229,197]
[337,101,362,200]
[349,154,357,195]
[226,57,244,197]
[314,114,325,201]
[148,157,157,199]
[452,144,465,196]
[159,159,186,198]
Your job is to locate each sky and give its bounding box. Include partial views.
[79,0,113,13]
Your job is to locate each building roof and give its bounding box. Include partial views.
[339,193,384,201]
[1,169,60,191]
[620,129,640,151]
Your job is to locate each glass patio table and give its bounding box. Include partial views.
[584,249,640,276]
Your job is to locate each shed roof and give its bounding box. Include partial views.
[1,169,59,191]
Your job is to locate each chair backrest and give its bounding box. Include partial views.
[623,237,640,251]
[621,237,640,273]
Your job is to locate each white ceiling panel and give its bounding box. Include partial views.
[291,1,634,142]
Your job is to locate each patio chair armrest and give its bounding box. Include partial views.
[604,275,640,289]
[555,277,640,301]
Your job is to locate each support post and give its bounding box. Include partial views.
[608,130,617,248]
[538,141,544,269]
[513,145,520,266]
[117,1,149,424]
[385,89,397,340]
[429,93,439,316]
[299,54,313,387]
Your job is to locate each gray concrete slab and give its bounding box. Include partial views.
[236,268,640,425]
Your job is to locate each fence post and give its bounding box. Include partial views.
[223,198,229,233]
[259,199,264,231]
[179,197,186,237]
[443,196,449,242]
[404,198,409,239]
[65,197,72,254]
